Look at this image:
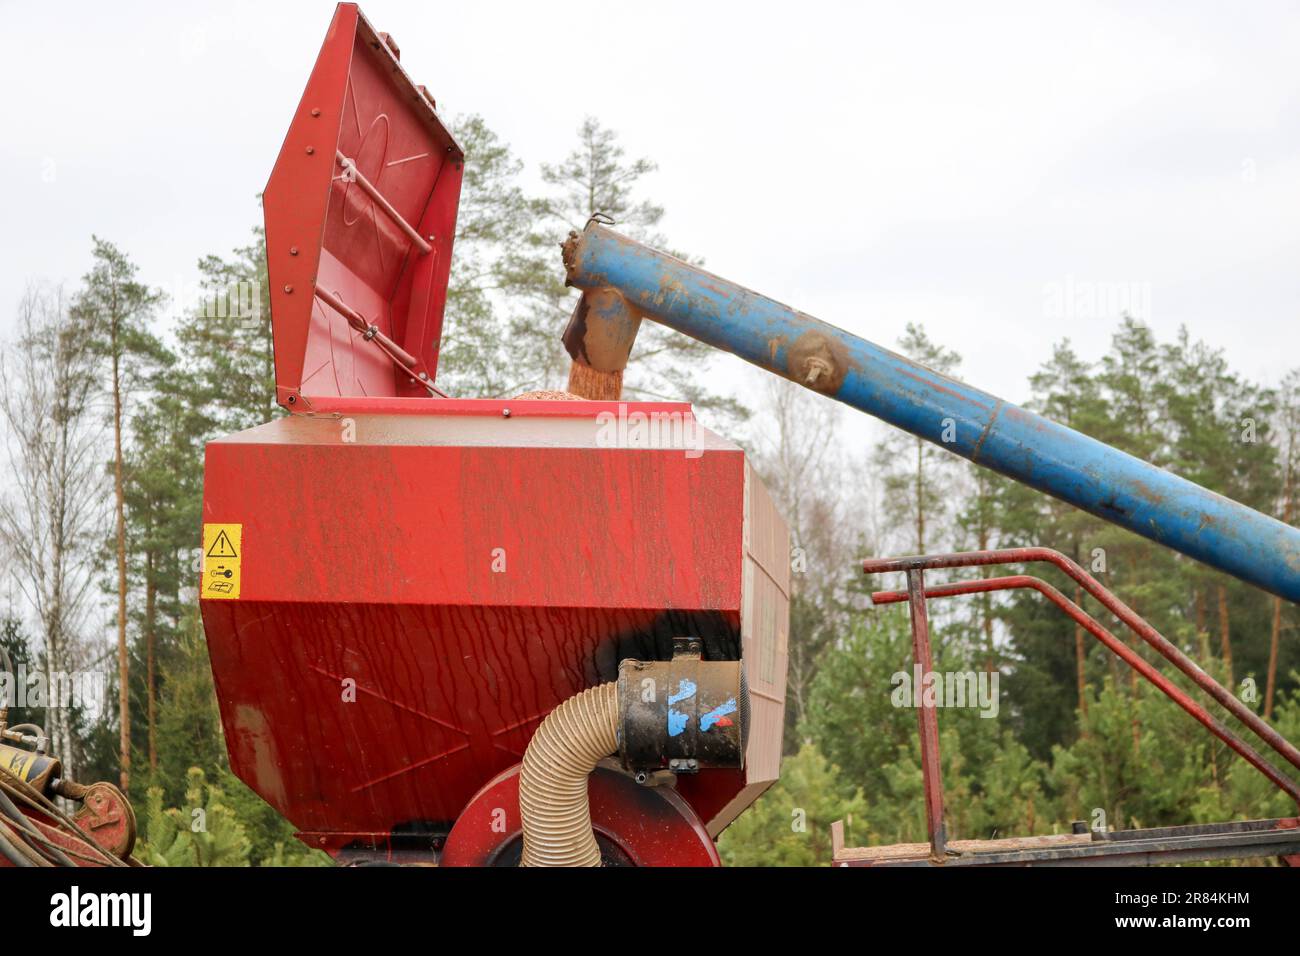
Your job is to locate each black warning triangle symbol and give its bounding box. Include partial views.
[206,530,238,558]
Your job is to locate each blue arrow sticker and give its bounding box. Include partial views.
[668,680,697,705]
[667,679,697,737]
[700,698,737,732]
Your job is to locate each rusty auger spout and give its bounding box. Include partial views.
[561,222,1300,603]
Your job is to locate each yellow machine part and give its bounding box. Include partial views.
[0,743,60,793]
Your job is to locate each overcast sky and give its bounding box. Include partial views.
[2,0,1298,421]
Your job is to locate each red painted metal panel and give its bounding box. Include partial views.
[264,3,462,410]
[200,412,761,844]
[203,420,743,609]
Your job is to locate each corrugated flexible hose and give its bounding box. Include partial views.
[519,682,619,867]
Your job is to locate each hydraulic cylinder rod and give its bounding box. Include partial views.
[561,223,1300,603]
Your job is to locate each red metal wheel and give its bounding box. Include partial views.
[441,765,720,867]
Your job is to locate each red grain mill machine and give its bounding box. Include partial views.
[200,3,1300,868]
[199,3,789,866]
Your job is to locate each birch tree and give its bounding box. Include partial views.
[0,285,107,778]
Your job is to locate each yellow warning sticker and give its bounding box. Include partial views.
[202,523,242,600]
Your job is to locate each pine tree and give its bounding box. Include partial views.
[0,612,42,732]
[717,744,868,866]
[534,117,746,425]
[135,768,251,867]
[175,227,275,434]
[151,624,227,809]
[123,365,204,777]
[109,224,268,798]
[1157,327,1278,695]
[437,115,550,397]
[801,609,919,797]
[71,238,169,792]
[1266,370,1300,717]
[996,339,1111,754]
[872,323,962,555]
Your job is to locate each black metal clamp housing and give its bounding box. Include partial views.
[616,637,748,774]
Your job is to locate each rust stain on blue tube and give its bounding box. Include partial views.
[562,224,1300,603]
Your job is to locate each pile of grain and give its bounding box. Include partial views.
[511,389,585,401]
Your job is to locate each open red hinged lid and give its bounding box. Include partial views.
[264,2,463,411]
